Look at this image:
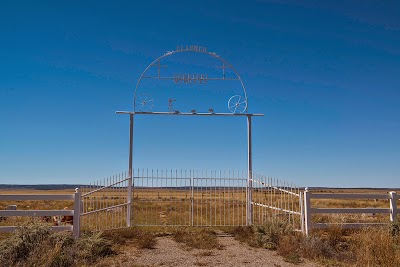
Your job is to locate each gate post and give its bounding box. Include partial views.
[246,115,253,226]
[299,191,305,233]
[390,191,398,222]
[73,188,81,238]
[127,114,134,227]
[303,188,311,236]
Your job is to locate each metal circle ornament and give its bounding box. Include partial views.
[228,95,247,114]
[134,93,154,112]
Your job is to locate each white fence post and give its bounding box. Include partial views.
[299,191,305,233]
[73,188,81,238]
[390,191,398,222]
[304,188,311,236]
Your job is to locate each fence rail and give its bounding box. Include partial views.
[0,190,81,237]
[303,189,399,236]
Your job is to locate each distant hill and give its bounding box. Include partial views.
[0,184,83,190]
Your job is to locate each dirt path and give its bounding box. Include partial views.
[97,234,320,267]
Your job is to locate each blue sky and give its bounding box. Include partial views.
[0,0,399,187]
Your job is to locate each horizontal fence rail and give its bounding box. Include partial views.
[303,189,399,236]
[0,190,81,237]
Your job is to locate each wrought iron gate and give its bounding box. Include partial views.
[132,169,247,226]
[80,169,302,231]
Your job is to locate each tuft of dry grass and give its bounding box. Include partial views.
[173,228,220,250]
[101,227,157,249]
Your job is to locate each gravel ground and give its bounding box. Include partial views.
[98,234,321,267]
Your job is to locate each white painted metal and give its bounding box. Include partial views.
[0,192,79,237]
[247,115,252,226]
[303,190,400,235]
[304,189,311,237]
[0,210,73,217]
[311,193,390,199]
[314,223,388,229]
[132,168,247,227]
[390,191,398,222]
[73,189,81,238]
[0,194,74,200]
[80,172,130,231]
[252,202,301,215]
[311,208,391,214]
[0,226,73,232]
[128,114,134,227]
[250,173,302,231]
[116,111,263,116]
[133,46,249,113]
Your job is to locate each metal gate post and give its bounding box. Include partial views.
[246,115,253,226]
[73,188,81,238]
[304,188,311,236]
[191,170,194,226]
[127,114,134,227]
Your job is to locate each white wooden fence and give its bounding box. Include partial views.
[303,188,399,236]
[0,189,81,237]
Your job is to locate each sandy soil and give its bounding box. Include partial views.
[97,234,320,267]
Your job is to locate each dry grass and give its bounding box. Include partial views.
[173,228,221,250]
[101,227,157,249]
[229,218,400,266]
[351,226,400,267]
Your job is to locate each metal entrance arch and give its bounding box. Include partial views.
[117,45,263,226]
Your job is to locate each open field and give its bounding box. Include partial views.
[1,188,400,266]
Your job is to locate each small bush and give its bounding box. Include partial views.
[76,232,114,263]
[299,235,335,260]
[0,224,114,267]
[0,223,51,266]
[231,219,293,250]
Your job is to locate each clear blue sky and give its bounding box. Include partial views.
[0,0,399,187]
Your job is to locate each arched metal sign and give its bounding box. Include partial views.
[116,45,263,226]
[133,45,249,114]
